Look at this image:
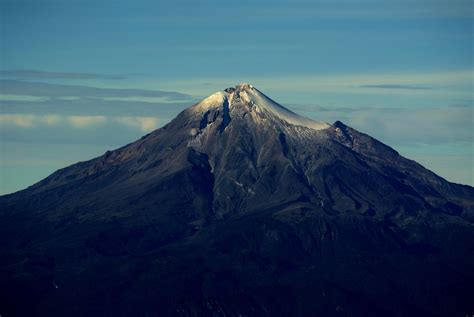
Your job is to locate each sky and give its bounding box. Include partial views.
[0,0,473,194]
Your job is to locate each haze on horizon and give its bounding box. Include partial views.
[0,0,473,194]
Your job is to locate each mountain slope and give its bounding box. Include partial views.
[1,83,474,316]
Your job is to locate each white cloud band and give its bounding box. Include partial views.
[0,114,161,132]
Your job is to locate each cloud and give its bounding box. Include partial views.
[67,115,107,128]
[0,113,161,131]
[0,69,127,80]
[0,97,190,118]
[298,105,473,145]
[153,70,472,99]
[0,114,35,128]
[0,114,62,127]
[358,84,432,91]
[115,116,160,132]
[0,80,192,101]
[0,94,49,102]
[0,114,81,128]
[40,114,61,125]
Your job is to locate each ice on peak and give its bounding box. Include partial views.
[193,84,330,131]
[238,86,330,131]
[193,91,226,111]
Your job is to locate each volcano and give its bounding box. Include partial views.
[1,83,473,316]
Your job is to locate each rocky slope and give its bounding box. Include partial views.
[1,83,473,316]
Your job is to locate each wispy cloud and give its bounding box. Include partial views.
[358,84,432,91]
[0,113,62,128]
[115,116,160,132]
[67,115,107,128]
[41,114,61,125]
[0,80,192,101]
[0,97,190,117]
[0,69,128,80]
[0,94,49,102]
[0,114,62,128]
[296,105,473,145]
[0,114,35,128]
[152,70,472,98]
[0,113,161,132]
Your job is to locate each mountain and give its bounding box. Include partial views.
[1,83,473,316]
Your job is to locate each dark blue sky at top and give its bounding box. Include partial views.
[2,0,472,78]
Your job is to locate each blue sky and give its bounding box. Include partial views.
[0,0,473,194]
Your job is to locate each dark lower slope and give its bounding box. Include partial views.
[1,199,473,316]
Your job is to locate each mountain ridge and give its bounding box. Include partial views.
[1,84,473,316]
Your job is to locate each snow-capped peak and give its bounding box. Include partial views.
[193,91,226,112]
[193,84,330,131]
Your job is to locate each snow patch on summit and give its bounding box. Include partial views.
[192,84,329,131]
[238,85,329,131]
[193,91,226,111]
